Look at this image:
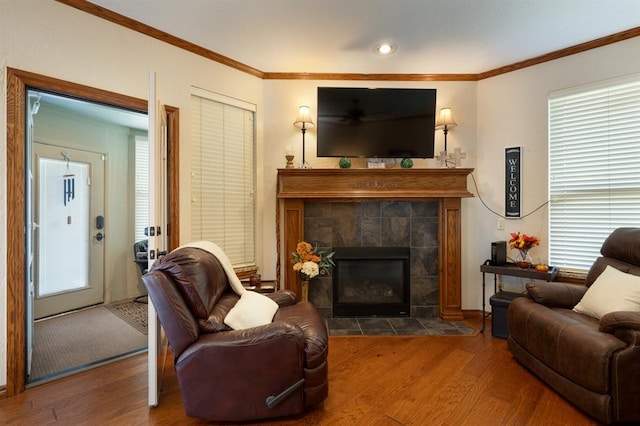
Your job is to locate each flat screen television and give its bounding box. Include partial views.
[317,87,437,158]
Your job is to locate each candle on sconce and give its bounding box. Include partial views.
[285,144,293,156]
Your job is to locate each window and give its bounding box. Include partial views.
[549,74,640,273]
[190,88,256,270]
[134,135,149,242]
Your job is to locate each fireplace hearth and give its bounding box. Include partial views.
[333,247,410,317]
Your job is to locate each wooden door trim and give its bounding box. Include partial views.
[5,67,180,396]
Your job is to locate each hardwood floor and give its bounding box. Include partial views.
[0,316,600,425]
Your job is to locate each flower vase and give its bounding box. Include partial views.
[301,279,309,302]
[516,250,532,269]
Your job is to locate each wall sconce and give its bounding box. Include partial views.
[293,105,315,168]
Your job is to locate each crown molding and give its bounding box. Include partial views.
[262,73,479,81]
[56,0,265,79]
[57,1,639,82]
[477,26,640,80]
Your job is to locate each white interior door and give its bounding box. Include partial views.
[33,143,105,319]
[147,71,169,406]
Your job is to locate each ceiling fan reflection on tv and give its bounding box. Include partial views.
[321,99,392,125]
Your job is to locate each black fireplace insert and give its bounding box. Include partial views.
[332,247,410,317]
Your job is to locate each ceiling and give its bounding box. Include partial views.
[34,91,148,130]
[85,0,640,75]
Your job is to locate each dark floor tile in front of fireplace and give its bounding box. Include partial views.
[327,317,359,329]
[357,318,397,336]
[418,318,476,335]
[326,318,361,335]
[326,317,476,336]
[388,317,423,329]
[358,318,394,331]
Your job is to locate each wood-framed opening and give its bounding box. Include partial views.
[5,67,180,396]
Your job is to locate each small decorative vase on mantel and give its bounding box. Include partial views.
[301,279,310,302]
[400,158,414,168]
[338,157,351,169]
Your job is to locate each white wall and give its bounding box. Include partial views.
[475,37,640,299]
[0,0,264,387]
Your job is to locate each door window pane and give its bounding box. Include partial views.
[37,157,89,296]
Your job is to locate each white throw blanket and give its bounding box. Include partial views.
[176,241,278,330]
[177,241,247,295]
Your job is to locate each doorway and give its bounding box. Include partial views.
[26,90,150,383]
[6,68,180,395]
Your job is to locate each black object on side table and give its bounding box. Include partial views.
[480,262,558,336]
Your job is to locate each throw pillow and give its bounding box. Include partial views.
[573,265,640,319]
[224,291,279,330]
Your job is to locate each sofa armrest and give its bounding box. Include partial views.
[600,311,640,334]
[180,320,305,361]
[525,281,588,308]
[267,289,298,307]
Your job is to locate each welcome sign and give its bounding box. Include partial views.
[505,147,521,217]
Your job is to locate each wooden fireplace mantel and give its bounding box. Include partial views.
[277,167,474,321]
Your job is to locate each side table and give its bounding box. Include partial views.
[242,280,276,293]
[480,262,558,333]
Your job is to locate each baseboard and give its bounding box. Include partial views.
[462,309,483,318]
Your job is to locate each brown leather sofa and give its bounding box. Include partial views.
[142,246,329,422]
[507,228,640,424]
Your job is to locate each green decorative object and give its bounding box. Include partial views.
[338,157,351,168]
[400,158,414,168]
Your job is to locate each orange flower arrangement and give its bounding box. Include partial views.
[292,241,335,280]
[509,232,540,261]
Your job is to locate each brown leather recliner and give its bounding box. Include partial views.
[507,228,640,424]
[142,246,329,422]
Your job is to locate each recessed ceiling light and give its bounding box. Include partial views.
[374,42,396,55]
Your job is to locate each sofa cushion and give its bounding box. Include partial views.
[600,227,640,266]
[154,248,230,320]
[573,265,640,319]
[224,291,279,330]
[198,292,237,333]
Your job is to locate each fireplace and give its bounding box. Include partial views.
[277,168,474,321]
[303,201,439,318]
[333,247,410,317]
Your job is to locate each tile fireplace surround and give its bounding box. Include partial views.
[305,201,437,318]
[277,168,474,321]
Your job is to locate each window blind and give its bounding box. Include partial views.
[134,135,149,242]
[549,74,640,272]
[190,89,256,269]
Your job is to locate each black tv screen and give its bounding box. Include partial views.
[317,87,437,158]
